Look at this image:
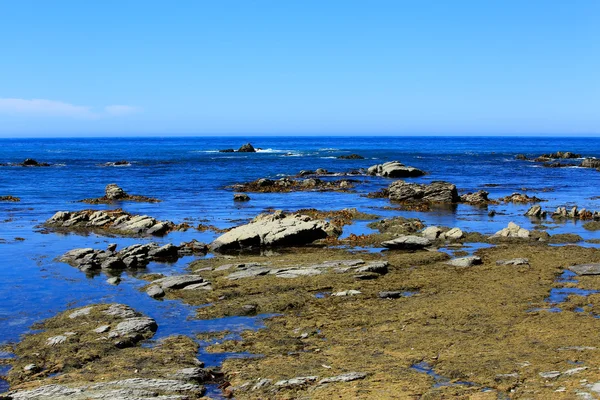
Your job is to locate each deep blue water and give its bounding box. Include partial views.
[1,136,600,392]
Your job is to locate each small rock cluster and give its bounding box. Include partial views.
[552,206,600,220]
[46,209,186,236]
[0,195,20,202]
[387,180,459,203]
[421,226,465,241]
[367,161,425,178]
[146,274,212,298]
[0,158,51,167]
[230,177,355,193]
[61,241,208,271]
[219,143,257,153]
[80,183,160,204]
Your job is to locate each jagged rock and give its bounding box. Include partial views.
[460,190,489,204]
[525,205,546,218]
[388,180,459,203]
[492,222,530,238]
[238,143,256,152]
[234,193,251,201]
[501,193,543,204]
[146,285,165,298]
[367,161,425,178]
[381,235,431,250]
[581,158,600,168]
[108,317,157,340]
[106,277,121,285]
[210,211,339,252]
[447,256,482,267]
[105,183,126,200]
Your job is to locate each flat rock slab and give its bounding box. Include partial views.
[319,372,367,384]
[496,258,530,266]
[152,275,204,289]
[447,256,482,267]
[569,263,600,275]
[108,317,157,339]
[381,235,431,250]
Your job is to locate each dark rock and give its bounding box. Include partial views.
[460,190,489,204]
[234,193,251,202]
[388,181,459,203]
[219,148,235,153]
[337,154,365,160]
[581,158,600,169]
[378,291,407,299]
[0,195,20,202]
[381,235,431,250]
[237,143,256,152]
[515,154,528,160]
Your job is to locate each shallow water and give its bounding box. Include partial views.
[1,136,600,392]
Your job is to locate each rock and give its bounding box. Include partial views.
[355,261,388,274]
[219,148,235,153]
[146,285,165,298]
[447,256,482,267]
[105,183,127,200]
[444,227,464,240]
[210,211,339,252]
[47,335,68,346]
[227,267,271,280]
[501,193,543,204]
[515,154,528,160]
[569,263,600,275]
[103,304,140,318]
[525,205,546,218]
[102,160,130,167]
[388,180,459,203]
[107,243,118,252]
[422,226,443,240]
[108,317,157,339]
[539,371,561,379]
[23,363,40,373]
[367,161,425,178]
[460,190,490,204]
[315,168,328,175]
[496,258,529,266]
[237,143,256,152]
[337,154,365,160]
[332,290,362,297]
[252,378,273,390]
[275,376,318,387]
[171,367,211,382]
[148,243,179,259]
[319,372,367,384]
[152,275,204,290]
[581,158,600,168]
[106,276,121,285]
[381,235,431,250]
[493,222,530,238]
[234,193,251,201]
[68,306,93,319]
[93,325,111,333]
[0,195,20,202]
[101,257,126,270]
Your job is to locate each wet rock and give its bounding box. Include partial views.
[105,183,126,199]
[443,227,464,240]
[238,143,256,152]
[535,151,581,161]
[108,317,157,340]
[552,205,599,221]
[460,190,490,204]
[106,276,121,285]
[501,192,543,204]
[381,235,431,250]
[219,148,235,153]
[422,226,443,240]
[355,261,388,274]
[80,184,160,204]
[388,180,459,203]
[151,275,204,290]
[581,158,600,168]
[569,263,600,275]
[234,193,251,201]
[103,304,140,319]
[210,211,339,252]
[101,257,126,270]
[146,285,165,298]
[102,160,131,167]
[447,256,482,267]
[338,154,365,160]
[492,222,530,238]
[367,161,425,178]
[525,205,546,218]
[515,154,528,160]
[496,258,529,266]
[318,372,367,384]
[19,158,51,167]
[0,195,20,202]
[107,243,118,252]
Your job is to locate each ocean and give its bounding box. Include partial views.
[1,135,599,394]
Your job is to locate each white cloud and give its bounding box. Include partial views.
[0,98,141,119]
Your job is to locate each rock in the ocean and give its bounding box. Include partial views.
[581,158,600,168]
[492,222,530,238]
[105,183,126,200]
[367,161,425,178]
[422,226,443,239]
[525,205,546,218]
[460,190,489,204]
[238,143,256,152]
[388,180,459,203]
[381,235,431,250]
[210,211,339,252]
[234,193,251,201]
[337,154,365,160]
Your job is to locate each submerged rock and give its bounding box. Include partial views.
[501,192,543,204]
[211,211,340,252]
[338,154,365,160]
[367,161,425,178]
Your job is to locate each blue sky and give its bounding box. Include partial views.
[0,0,598,136]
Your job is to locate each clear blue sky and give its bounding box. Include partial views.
[0,0,598,137]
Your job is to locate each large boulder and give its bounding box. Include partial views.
[105,184,127,200]
[492,222,530,238]
[238,143,256,152]
[388,180,459,203]
[367,161,425,178]
[210,211,339,252]
[581,158,600,169]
